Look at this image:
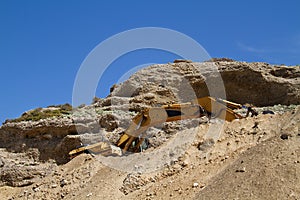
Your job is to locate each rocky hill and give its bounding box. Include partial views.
[0,59,299,199]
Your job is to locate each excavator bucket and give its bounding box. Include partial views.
[194,96,243,122]
[69,142,122,157]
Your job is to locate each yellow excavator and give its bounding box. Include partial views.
[69,96,258,157]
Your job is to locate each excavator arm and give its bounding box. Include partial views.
[116,103,206,152]
[69,96,256,157]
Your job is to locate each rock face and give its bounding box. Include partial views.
[111,61,300,106]
[0,59,299,197]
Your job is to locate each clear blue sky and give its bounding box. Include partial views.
[0,0,299,123]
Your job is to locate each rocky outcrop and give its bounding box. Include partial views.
[111,61,300,106]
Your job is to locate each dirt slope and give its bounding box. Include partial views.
[198,134,300,200]
[198,107,300,200]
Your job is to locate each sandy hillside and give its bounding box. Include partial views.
[0,59,299,200]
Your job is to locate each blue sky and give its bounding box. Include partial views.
[0,0,299,123]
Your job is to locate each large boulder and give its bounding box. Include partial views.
[111,60,300,106]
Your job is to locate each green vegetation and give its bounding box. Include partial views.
[92,96,102,104]
[6,103,73,123]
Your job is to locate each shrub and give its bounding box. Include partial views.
[7,103,73,123]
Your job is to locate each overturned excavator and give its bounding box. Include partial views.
[69,96,258,158]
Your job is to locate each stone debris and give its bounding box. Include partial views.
[0,158,4,168]
[120,173,150,195]
[193,182,199,188]
[280,134,289,140]
[86,192,92,197]
[235,167,246,173]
